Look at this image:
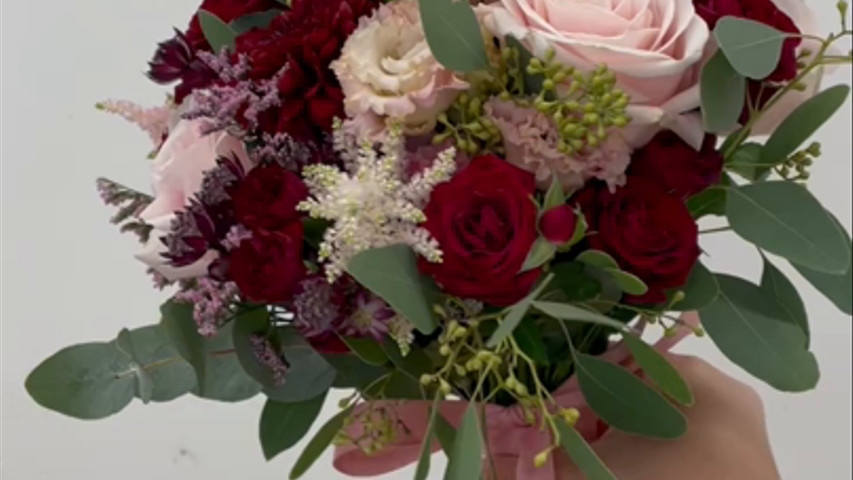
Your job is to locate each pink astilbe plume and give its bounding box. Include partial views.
[96,99,172,147]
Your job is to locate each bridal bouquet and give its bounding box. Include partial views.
[27,0,852,478]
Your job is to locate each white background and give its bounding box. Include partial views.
[1,1,851,479]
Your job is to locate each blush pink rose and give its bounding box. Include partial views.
[478,0,711,150]
[331,0,468,137]
[135,119,250,280]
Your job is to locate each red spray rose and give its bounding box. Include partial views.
[231,164,308,231]
[419,156,541,306]
[229,222,306,303]
[629,131,724,200]
[539,205,578,244]
[575,180,700,304]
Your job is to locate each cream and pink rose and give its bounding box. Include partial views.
[136,119,250,280]
[331,0,468,137]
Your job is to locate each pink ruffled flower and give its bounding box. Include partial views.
[484,98,631,191]
[331,0,468,137]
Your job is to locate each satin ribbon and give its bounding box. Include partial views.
[334,313,700,479]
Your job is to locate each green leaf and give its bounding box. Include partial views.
[688,174,732,219]
[230,9,281,35]
[576,250,619,270]
[762,85,851,165]
[115,328,153,403]
[160,299,207,394]
[26,343,136,419]
[670,260,719,311]
[122,325,197,402]
[532,301,627,331]
[260,393,327,460]
[793,217,853,316]
[551,262,602,302]
[302,218,330,248]
[701,50,746,133]
[347,245,437,334]
[542,175,565,211]
[197,10,236,53]
[417,0,488,72]
[232,308,279,387]
[196,321,262,402]
[761,256,809,345]
[264,329,336,404]
[290,405,355,480]
[727,142,770,181]
[513,318,549,364]
[714,17,787,80]
[576,354,687,439]
[382,338,434,380]
[487,274,554,348]
[521,237,556,272]
[506,36,544,94]
[324,354,389,389]
[340,337,389,366]
[622,335,693,406]
[699,275,819,391]
[555,420,616,480]
[434,414,457,455]
[444,403,482,480]
[604,268,648,296]
[414,392,443,480]
[727,182,851,274]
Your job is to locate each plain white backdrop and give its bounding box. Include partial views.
[1,1,851,478]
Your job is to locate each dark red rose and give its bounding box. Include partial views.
[229,223,306,303]
[693,0,802,82]
[629,131,724,199]
[539,205,578,244]
[231,164,308,231]
[575,180,700,303]
[419,156,541,306]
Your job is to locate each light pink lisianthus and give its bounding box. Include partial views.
[485,97,631,191]
[477,0,710,149]
[331,0,468,138]
[135,119,250,280]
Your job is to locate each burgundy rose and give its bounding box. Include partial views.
[694,0,802,82]
[629,131,723,199]
[419,156,541,306]
[576,180,700,303]
[229,223,306,303]
[231,164,308,231]
[539,205,578,244]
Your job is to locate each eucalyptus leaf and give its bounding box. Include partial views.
[324,353,389,389]
[555,420,616,480]
[604,268,648,296]
[576,250,619,270]
[576,354,687,439]
[347,245,437,334]
[688,174,732,219]
[264,328,336,404]
[232,308,279,387]
[290,405,355,479]
[622,334,693,406]
[115,328,154,404]
[197,10,237,53]
[727,181,850,274]
[669,260,719,311]
[699,275,819,391]
[434,413,457,455]
[533,301,627,331]
[715,17,787,80]
[382,338,434,380]
[543,175,565,211]
[701,50,746,133]
[122,325,196,402]
[513,318,550,364]
[260,393,327,460]
[444,403,482,480]
[487,274,554,348]
[418,0,489,72]
[414,392,444,480]
[194,321,261,402]
[230,9,282,35]
[727,142,770,181]
[26,343,136,420]
[762,85,851,165]
[160,299,207,394]
[551,262,602,302]
[341,337,389,366]
[761,256,809,345]
[521,237,557,272]
[793,217,853,316]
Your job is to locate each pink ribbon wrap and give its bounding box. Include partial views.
[334,313,700,479]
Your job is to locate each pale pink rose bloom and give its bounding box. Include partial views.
[135,119,250,280]
[484,97,631,192]
[331,0,469,138]
[477,0,710,149]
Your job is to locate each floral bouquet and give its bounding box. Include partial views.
[26,0,853,478]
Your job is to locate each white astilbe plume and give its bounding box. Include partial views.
[299,120,457,281]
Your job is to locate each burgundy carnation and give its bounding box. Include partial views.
[575,180,700,304]
[693,0,802,82]
[231,164,308,231]
[229,223,306,303]
[419,156,541,306]
[629,131,723,200]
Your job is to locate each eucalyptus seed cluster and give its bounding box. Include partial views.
[778,142,821,181]
[334,404,401,456]
[528,52,631,155]
[434,92,504,156]
[419,318,503,395]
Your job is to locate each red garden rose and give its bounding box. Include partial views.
[231,164,308,231]
[419,156,541,306]
[229,222,306,303]
[694,0,802,82]
[629,131,724,200]
[575,179,700,304]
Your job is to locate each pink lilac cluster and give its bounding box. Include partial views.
[174,277,239,336]
[250,335,289,386]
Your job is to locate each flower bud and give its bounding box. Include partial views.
[539,205,578,244]
[533,449,551,468]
